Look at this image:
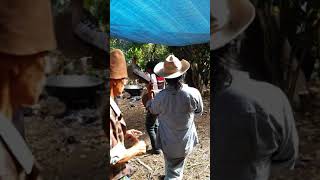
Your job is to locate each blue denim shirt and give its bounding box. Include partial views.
[213,70,299,180]
[147,84,203,158]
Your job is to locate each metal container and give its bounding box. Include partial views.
[124,85,143,96]
[45,75,104,108]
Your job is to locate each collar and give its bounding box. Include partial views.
[166,83,187,90]
[110,97,121,117]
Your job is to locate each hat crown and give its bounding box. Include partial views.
[110,49,128,79]
[211,0,230,33]
[164,55,182,74]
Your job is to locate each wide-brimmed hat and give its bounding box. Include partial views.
[110,49,128,79]
[211,0,255,50]
[154,55,190,79]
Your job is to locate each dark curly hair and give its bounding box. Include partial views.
[212,42,243,97]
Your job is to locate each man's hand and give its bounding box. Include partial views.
[147,83,154,99]
[126,129,143,138]
[117,140,147,164]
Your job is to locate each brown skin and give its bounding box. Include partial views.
[0,54,46,179]
[110,78,147,164]
[0,54,45,119]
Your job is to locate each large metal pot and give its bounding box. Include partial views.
[45,75,104,108]
[124,85,143,96]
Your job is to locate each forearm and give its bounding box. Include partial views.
[117,146,140,164]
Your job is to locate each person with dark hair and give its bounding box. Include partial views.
[211,0,299,180]
[146,55,203,180]
[143,60,164,154]
[129,57,165,154]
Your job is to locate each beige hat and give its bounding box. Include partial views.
[211,0,255,50]
[154,54,190,79]
[110,49,128,79]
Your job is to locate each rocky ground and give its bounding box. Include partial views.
[25,95,107,180]
[24,80,320,180]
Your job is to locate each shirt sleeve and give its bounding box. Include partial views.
[194,89,204,115]
[110,142,126,165]
[254,90,299,170]
[146,94,162,115]
[189,88,203,116]
[271,92,299,169]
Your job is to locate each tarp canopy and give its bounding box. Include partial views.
[110,0,210,46]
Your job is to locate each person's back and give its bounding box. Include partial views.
[213,70,299,180]
[156,84,201,128]
[151,84,203,158]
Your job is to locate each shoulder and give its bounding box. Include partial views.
[217,79,285,113]
[181,85,201,96]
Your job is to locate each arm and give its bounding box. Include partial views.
[271,93,299,169]
[194,89,204,115]
[145,94,162,115]
[110,138,146,165]
[117,140,146,164]
[132,62,151,82]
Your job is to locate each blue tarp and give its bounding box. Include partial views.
[110,0,210,46]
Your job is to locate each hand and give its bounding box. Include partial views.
[147,84,154,99]
[126,129,143,138]
[117,140,147,164]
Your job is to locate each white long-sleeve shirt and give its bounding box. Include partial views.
[213,70,299,180]
[146,84,203,158]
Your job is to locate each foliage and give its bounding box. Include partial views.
[168,44,210,93]
[83,0,108,32]
[247,0,320,100]
[51,0,71,14]
[51,0,108,31]
[278,0,320,97]
[110,38,169,70]
[111,38,210,92]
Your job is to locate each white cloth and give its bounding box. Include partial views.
[110,98,126,165]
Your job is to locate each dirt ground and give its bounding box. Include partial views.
[24,80,320,180]
[23,11,108,179]
[24,91,209,180]
[119,93,211,180]
[24,96,107,180]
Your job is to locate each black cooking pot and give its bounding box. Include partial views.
[124,85,143,96]
[46,75,104,107]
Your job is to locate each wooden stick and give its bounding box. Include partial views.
[135,158,153,172]
[187,162,206,169]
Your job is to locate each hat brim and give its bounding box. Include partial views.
[210,0,255,50]
[154,59,190,79]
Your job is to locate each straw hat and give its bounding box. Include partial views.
[211,0,255,50]
[110,49,128,79]
[154,55,190,79]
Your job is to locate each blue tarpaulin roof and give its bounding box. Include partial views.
[110,0,210,46]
